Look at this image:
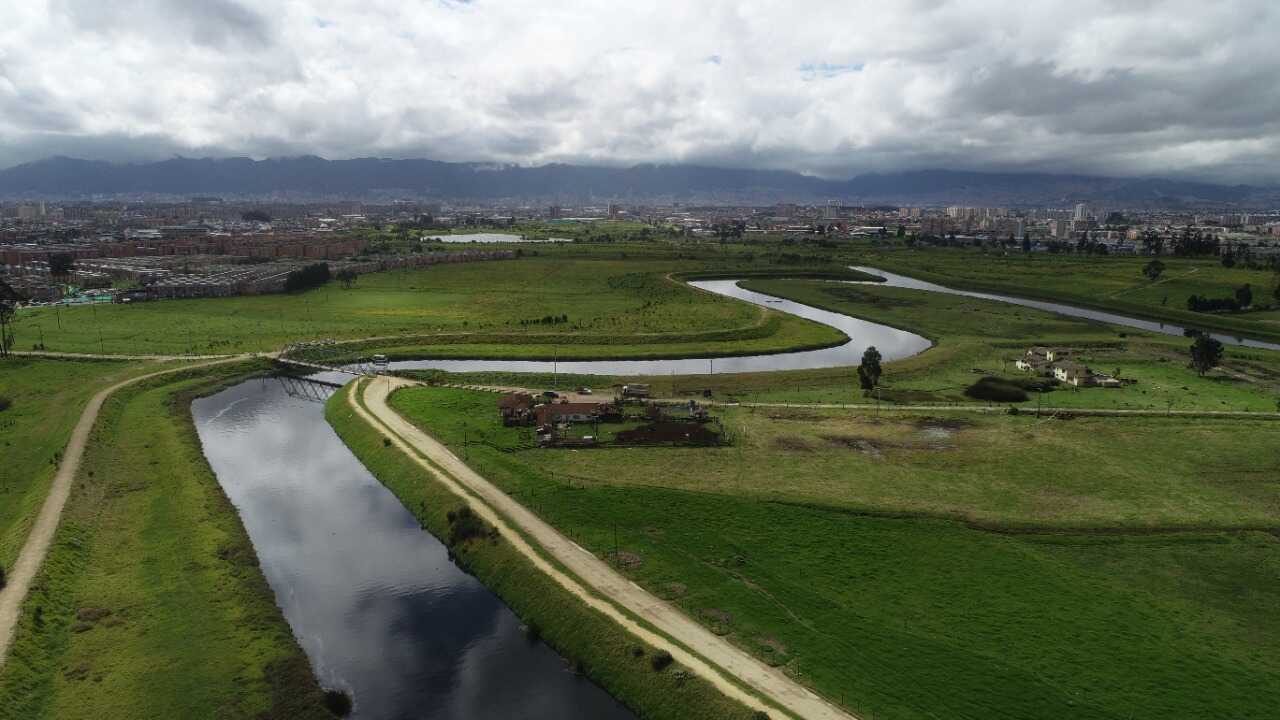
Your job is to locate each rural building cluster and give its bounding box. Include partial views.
[1015,346,1127,388]
[497,386,721,448]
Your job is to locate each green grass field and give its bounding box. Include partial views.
[325,384,763,720]
[0,362,329,720]
[9,255,849,358]
[855,246,1280,343]
[740,277,1280,412]
[0,358,170,571]
[384,384,1280,720]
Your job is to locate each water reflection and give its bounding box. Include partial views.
[853,266,1280,352]
[191,379,635,720]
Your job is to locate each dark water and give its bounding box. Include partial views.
[191,377,636,720]
[392,279,933,375]
[853,266,1280,352]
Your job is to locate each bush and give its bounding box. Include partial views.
[650,650,674,671]
[284,262,332,293]
[446,505,493,546]
[0,396,10,412]
[322,689,353,717]
[964,377,1029,403]
[0,563,6,589]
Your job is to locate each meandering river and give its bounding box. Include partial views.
[191,270,1276,718]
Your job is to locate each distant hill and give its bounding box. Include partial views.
[0,155,1273,207]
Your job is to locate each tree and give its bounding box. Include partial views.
[1142,259,1166,281]
[0,299,14,358]
[241,209,271,222]
[1221,251,1236,268]
[1188,335,1224,376]
[336,268,359,289]
[857,346,882,391]
[47,252,75,280]
[1235,283,1253,309]
[1021,236,1031,253]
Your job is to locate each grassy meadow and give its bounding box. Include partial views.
[325,384,764,720]
[741,277,1280,412]
[9,253,848,358]
[0,362,329,720]
[382,384,1280,720]
[0,358,173,572]
[854,246,1280,343]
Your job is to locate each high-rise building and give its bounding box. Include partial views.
[1073,203,1088,221]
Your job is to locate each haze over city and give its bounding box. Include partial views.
[3,1,1280,182]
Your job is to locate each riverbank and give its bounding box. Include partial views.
[325,381,775,720]
[8,255,846,358]
[738,277,1280,412]
[0,361,330,720]
[856,249,1280,345]
[387,382,1280,720]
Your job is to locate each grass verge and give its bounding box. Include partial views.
[0,361,330,720]
[325,383,765,720]
[387,383,1280,720]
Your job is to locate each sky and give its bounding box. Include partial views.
[1,0,1279,183]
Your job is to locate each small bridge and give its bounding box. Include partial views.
[275,374,345,403]
[275,339,387,376]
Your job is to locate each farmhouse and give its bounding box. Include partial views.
[534,402,603,426]
[498,393,536,425]
[1052,361,1093,386]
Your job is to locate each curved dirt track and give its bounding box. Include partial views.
[0,356,247,665]
[354,376,858,720]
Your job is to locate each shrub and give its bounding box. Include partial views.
[964,377,1029,403]
[0,395,10,412]
[446,505,493,545]
[753,712,772,720]
[650,650,674,671]
[0,563,6,589]
[382,436,392,448]
[322,689,353,717]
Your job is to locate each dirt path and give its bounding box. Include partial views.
[0,356,248,666]
[355,376,857,720]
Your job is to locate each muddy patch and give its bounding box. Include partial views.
[606,550,644,569]
[700,608,734,635]
[773,436,816,451]
[658,582,687,600]
[820,435,886,458]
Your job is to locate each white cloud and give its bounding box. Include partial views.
[1,0,1278,182]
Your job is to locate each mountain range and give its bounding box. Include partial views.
[0,156,1274,208]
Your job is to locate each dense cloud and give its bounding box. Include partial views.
[1,0,1278,182]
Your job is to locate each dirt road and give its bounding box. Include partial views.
[0,356,247,665]
[355,376,857,720]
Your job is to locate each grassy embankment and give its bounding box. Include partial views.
[10,255,859,359]
[0,361,330,720]
[739,277,1280,412]
[398,274,1280,412]
[0,358,177,573]
[856,247,1280,343]
[324,384,763,720]
[386,384,1280,720]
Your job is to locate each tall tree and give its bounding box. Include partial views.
[47,252,75,280]
[1236,284,1253,309]
[0,299,14,358]
[1188,335,1224,376]
[1142,259,1165,281]
[857,346,883,391]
